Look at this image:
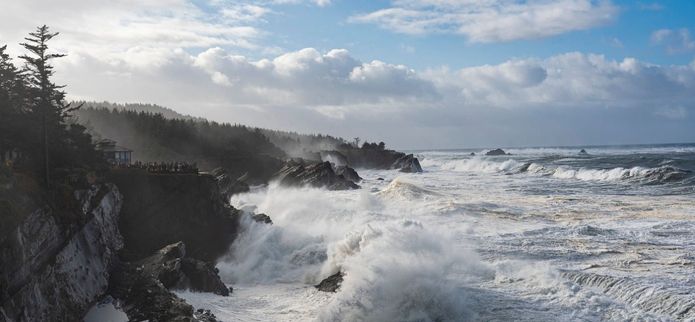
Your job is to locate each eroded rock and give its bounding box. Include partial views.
[391,154,423,173]
[273,160,359,190]
[315,272,344,293]
[485,148,507,156]
[110,242,227,321]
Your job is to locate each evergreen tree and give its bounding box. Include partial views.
[0,45,27,163]
[19,25,81,185]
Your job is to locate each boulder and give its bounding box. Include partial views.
[132,242,229,296]
[334,165,362,183]
[391,154,423,173]
[315,272,344,293]
[485,148,507,156]
[273,160,359,190]
[252,213,273,225]
[109,242,227,321]
[579,149,589,155]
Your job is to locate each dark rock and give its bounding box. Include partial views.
[194,309,220,322]
[579,149,589,155]
[211,168,250,199]
[485,148,507,156]
[252,213,273,224]
[315,272,344,292]
[391,154,423,173]
[0,184,123,322]
[273,160,359,190]
[107,171,241,262]
[110,265,195,322]
[137,242,229,296]
[334,165,362,183]
[470,152,476,156]
[110,242,228,321]
[334,147,419,171]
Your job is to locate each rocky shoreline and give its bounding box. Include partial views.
[0,147,423,321]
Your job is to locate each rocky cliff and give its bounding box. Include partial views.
[107,169,241,262]
[0,183,123,322]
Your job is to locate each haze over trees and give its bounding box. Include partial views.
[75,107,286,181]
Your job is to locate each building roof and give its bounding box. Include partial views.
[100,145,133,153]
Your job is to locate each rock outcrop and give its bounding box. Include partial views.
[334,165,362,183]
[210,168,250,199]
[485,148,507,156]
[273,160,359,190]
[332,147,424,172]
[252,213,273,224]
[579,149,589,155]
[0,183,123,322]
[315,272,343,293]
[109,242,227,321]
[391,154,423,173]
[107,170,241,262]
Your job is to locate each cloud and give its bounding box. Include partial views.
[350,0,619,42]
[2,0,691,148]
[51,44,695,147]
[0,0,274,63]
[651,28,695,54]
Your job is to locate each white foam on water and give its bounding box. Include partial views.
[200,148,695,321]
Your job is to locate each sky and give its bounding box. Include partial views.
[0,0,694,149]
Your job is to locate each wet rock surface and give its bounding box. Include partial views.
[252,213,273,224]
[334,165,363,183]
[391,154,423,173]
[273,160,359,190]
[109,242,226,321]
[315,272,344,293]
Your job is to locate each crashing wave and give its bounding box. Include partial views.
[552,165,691,184]
[377,177,442,200]
[439,157,690,185]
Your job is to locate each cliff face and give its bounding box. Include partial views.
[107,169,240,262]
[0,183,123,322]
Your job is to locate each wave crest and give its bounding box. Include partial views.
[438,157,690,184]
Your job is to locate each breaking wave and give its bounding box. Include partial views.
[318,221,487,322]
[376,177,442,200]
[438,158,691,185]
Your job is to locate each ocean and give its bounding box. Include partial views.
[178,143,695,321]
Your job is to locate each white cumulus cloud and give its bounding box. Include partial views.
[350,0,619,42]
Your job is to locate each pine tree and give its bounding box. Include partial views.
[0,45,27,163]
[19,25,79,186]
